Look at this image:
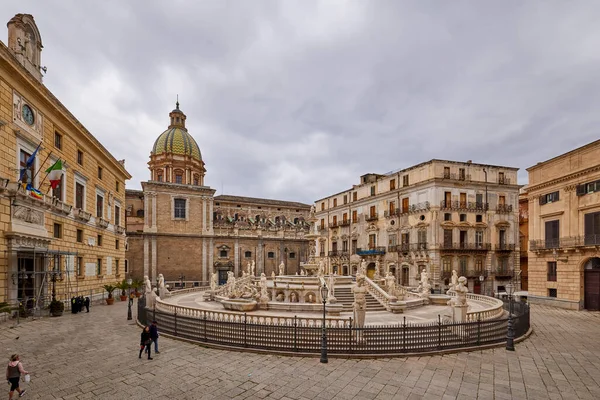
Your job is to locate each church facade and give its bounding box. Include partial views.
[125,105,310,286]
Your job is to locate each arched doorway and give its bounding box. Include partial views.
[584,257,600,310]
[367,263,376,279]
[401,266,410,286]
[342,265,349,275]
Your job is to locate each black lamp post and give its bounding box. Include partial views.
[320,282,328,364]
[127,278,133,321]
[49,267,61,302]
[505,282,515,351]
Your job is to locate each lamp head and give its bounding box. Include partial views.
[320,283,328,300]
[506,282,514,296]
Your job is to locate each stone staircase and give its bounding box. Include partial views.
[333,286,386,312]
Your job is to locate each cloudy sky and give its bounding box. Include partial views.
[3,1,600,203]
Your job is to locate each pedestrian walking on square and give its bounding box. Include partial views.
[150,320,160,354]
[6,354,28,399]
[139,326,153,360]
[84,297,90,313]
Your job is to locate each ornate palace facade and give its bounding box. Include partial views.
[125,105,310,286]
[0,15,131,305]
[314,160,521,294]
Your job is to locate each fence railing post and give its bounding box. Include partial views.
[348,317,353,354]
[403,316,406,351]
[293,315,297,352]
[174,310,178,336]
[203,310,207,341]
[437,315,442,349]
[477,314,481,345]
[244,313,247,348]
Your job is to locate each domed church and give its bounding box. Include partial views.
[125,104,310,287]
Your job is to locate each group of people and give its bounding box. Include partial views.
[70,296,90,314]
[139,320,160,360]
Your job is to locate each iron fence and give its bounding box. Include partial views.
[137,296,529,355]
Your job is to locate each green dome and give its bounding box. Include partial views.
[152,127,202,161]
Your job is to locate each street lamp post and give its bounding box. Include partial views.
[127,278,133,321]
[479,275,485,296]
[49,267,61,302]
[505,282,515,351]
[320,282,328,364]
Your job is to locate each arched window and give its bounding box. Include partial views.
[157,172,163,182]
[175,173,183,184]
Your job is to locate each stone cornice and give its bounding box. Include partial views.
[526,164,600,193]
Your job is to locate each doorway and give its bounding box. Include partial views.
[584,257,600,311]
[367,263,376,279]
[401,266,410,286]
[218,269,229,285]
[473,279,481,294]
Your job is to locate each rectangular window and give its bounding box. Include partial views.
[332,215,337,225]
[370,186,375,196]
[343,195,348,204]
[268,252,275,259]
[418,230,427,246]
[289,252,296,259]
[115,239,120,250]
[402,197,409,213]
[343,212,348,223]
[52,174,64,200]
[368,234,376,248]
[369,205,376,218]
[320,219,325,229]
[547,261,557,281]
[388,234,397,246]
[115,181,120,192]
[321,202,325,211]
[97,235,103,247]
[389,201,395,215]
[53,223,62,239]
[174,199,186,218]
[76,182,85,209]
[548,288,557,298]
[443,167,450,178]
[98,166,103,180]
[332,242,338,252]
[498,172,505,184]
[459,168,465,180]
[401,233,409,244]
[499,195,506,206]
[115,205,120,226]
[476,214,483,223]
[545,220,560,248]
[442,257,451,273]
[499,229,506,247]
[539,191,559,205]
[444,229,453,247]
[175,174,183,184]
[584,211,600,245]
[475,230,483,247]
[333,198,337,207]
[459,230,467,246]
[352,210,357,223]
[475,258,483,272]
[476,193,484,207]
[444,213,451,221]
[460,192,467,208]
[124,260,129,274]
[342,240,348,252]
[97,258,102,275]
[77,257,83,276]
[19,149,35,185]
[220,250,228,258]
[96,194,104,218]
[353,192,357,201]
[460,213,466,222]
[115,259,119,276]
[459,257,468,275]
[76,229,83,243]
[54,132,62,150]
[351,240,357,254]
[244,251,252,258]
[77,150,83,165]
[403,175,409,186]
[390,179,396,190]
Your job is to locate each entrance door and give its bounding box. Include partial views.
[473,279,481,294]
[402,267,409,286]
[218,269,229,285]
[367,263,376,279]
[584,257,600,310]
[17,256,35,310]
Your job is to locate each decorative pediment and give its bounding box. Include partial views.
[217,244,231,251]
[474,222,488,229]
[331,235,338,241]
[495,221,510,228]
[457,222,471,228]
[440,221,456,228]
[340,234,348,240]
[415,222,429,229]
[366,223,379,232]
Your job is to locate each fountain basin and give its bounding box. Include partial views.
[221,299,258,312]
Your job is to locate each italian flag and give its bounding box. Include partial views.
[46,159,63,189]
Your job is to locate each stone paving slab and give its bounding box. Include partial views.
[0,302,598,399]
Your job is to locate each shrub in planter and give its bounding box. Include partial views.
[49,300,64,317]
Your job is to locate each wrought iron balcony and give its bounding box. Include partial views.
[365,213,379,222]
[439,242,491,251]
[496,204,513,213]
[329,222,338,228]
[530,235,600,251]
[494,267,513,277]
[391,243,428,253]
[356,246,386,256]
[466,269,487,278]
[442,172,471,181]
[384,210,400,218]
[440,200,489,212]
[498,177,511,185]
[495,243,516,251]
[338,219,350,227]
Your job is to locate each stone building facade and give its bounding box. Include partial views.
[0,14,131,305]
[125,105,310,286]
[314,160,521,294]
[519,190,529,291]
[527,139,600,310]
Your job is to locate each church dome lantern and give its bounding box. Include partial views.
[149,101,206,185]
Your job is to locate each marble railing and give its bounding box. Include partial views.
[153,299,351,328]
[213,274,254,297]
[363,276,396,310]
[446,291,505,322]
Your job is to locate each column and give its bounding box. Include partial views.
[202,197,207,232]
[144,195,149,229]
[202,238,207,283]
[209,237,214,280]
[258,240,264,275]
[234,239,240,276]
[151,237,157,283]
[143,237,149,277]
[152,193,157,230]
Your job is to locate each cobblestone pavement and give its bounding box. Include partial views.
[0,302,598,400]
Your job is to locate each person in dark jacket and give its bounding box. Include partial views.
[84,297,90,312]
[71,297,77,314]
[149,320,160,354]
[139,326,152,360]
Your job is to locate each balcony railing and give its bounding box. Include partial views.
[495,267,513,277]
[530,235,600,251]
[384,210,399,218]
[329,222,338,228]
[390,243,428,252]
[75,208,92,222]
[328,250,349,257]
[356,247,386,256]
[97,217,109,229]
[498,177,511,185]
[442,172,472,181]
[365,213,379,222]
[496,204,513,213]
[440,200,488,212]
[495,243,515,251]
[442,269,487,279]
[339,219,350,227]
[440,242,491,251]
[115,225,125,235]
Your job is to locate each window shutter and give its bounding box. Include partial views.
[539,195,547,205]
[576,184,586,196]
[553,191,559,202]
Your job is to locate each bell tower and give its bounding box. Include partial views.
[7,14,44,82]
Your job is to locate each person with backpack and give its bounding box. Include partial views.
[6,354,28,399]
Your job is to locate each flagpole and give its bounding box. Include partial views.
[18,142,43,183]
[35,153,56,189]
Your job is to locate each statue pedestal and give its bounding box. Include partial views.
[451,303,468,323]
[326,302,344,316]
[259,295,270,310]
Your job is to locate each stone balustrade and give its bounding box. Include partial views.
[446,291,505,321]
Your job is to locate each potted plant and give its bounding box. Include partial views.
[49,300,64,317]
[116,279,129,301]
[132,278,143,298]
[103,284,117,305]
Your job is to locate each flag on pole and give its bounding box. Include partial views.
[45,159,63,189]
[26,184,43,200]
[18,143,42,182]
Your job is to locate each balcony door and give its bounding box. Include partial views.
[444,229,453,247]
[584,212,600,246]
[545,220,560,248]
[460,193,467,208]
[402,197,409,213]
[459,231,467,248]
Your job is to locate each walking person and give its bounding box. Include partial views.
[149,320,160,354]
[6,354,28,399]
[139,326,153,360]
